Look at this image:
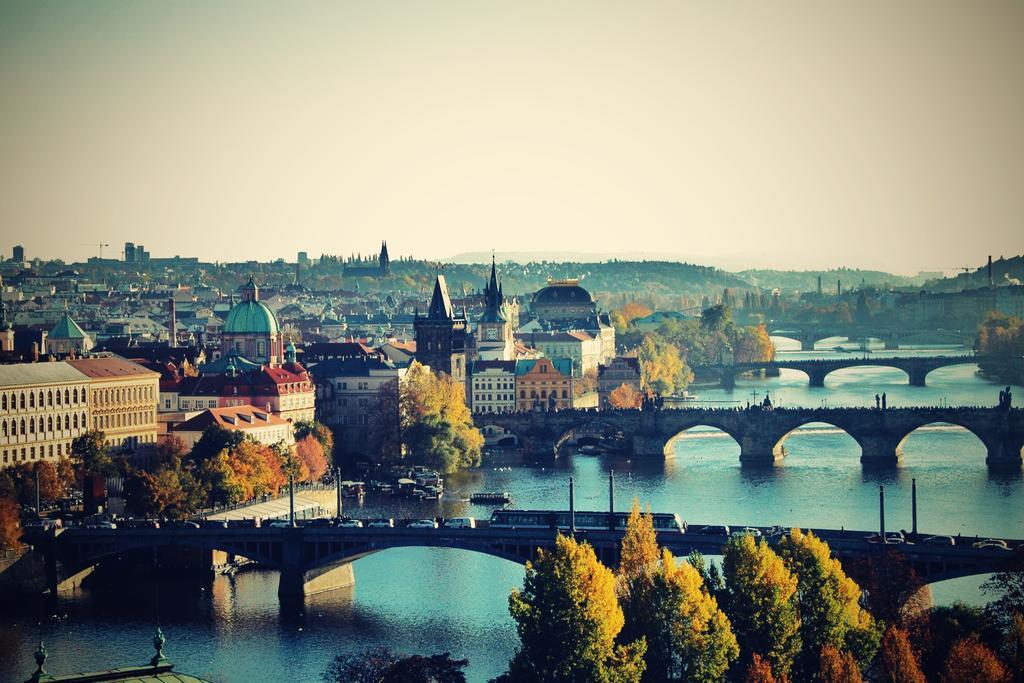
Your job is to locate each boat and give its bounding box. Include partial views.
[470,491,512,504]
[578,444,601,455]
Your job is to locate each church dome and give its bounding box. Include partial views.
[532,280,593,305]
[223,300,279,335]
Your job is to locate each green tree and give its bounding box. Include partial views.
[506,534,646,682]
[399,362,483,473]
[189,426,245,464]
[72,430,113,476]
[983,551,1024,629]
[618,502,738,681]
[876,626,926,683]
[323,647,398,683]
[637,333,693,395]
[722,535,801,679]
[382,653,469,682]
[779,529,880,677]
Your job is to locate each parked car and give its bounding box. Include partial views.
[444,517,476,529]
[173,520,201,529]
[973,539,1010,550]
[202,519,229,529]
[303,518,333,528]
[884,531,907,544]
[334,518,364,528]
[407,519,439,529]
[266,520,291,529]
[367,519,395,528]
[922,535,956,546]
[227,518,260,528]
[695,525,730,536]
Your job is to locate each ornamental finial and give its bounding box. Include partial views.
[150,627,168,667]
[33,641,47,675]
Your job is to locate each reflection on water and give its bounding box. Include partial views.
[1,350,1022,682]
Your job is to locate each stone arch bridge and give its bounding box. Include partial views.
[767,324,973,351]
[474,406,1024,467]
[29,524,1020,602]
[696,354,978,388]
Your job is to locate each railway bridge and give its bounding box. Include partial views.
[695,354,978,388]
[473,406,1024,467]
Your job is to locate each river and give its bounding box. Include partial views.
[1,342,1022,682]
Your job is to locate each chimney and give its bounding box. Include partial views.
[988,255,993,288]
[168,298,177,348]
[837,280,842,297]
[817,276,822,296]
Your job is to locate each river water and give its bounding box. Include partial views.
[2,342,1022,682]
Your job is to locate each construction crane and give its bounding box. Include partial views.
[78,243,112,259]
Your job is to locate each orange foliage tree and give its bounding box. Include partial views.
[608,383,643,409]
[940,636,1010,683]
[0,495,22,549]
[876,626,926,683]
[819,645,863,683]
[744,654,777,683]
[295,435,329,482]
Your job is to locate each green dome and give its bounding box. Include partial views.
[223,300,280,335]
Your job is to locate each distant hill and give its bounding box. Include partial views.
[922,255,1024,292]
[736,268,938,293]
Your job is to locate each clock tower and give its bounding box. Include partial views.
[476,256,513,361]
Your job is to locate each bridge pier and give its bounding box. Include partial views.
[738,436,784,466]
[807,369,827,388]
[908,368,928,387]
[632,434,670,458]
[860,436,902,468]
[985,440,1024,470]
[720,370,736,389]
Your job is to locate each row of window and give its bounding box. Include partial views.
[1,441,69,465]
[92,410,154,431]
[1,386,86,412]
[1,412,87,439]
[473,382,514,391]
[473,394,515,403]
[92,384,155,405]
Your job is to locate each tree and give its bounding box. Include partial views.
[399,362,483,473]
[295,435,329,482]
[722,535,801,679]
[56,457,77,494]
[1003,613,1024,683]
[608,383,643,409]
[33,461,64,503]
[323,647,398,683]
[294,420,335,466]
[618,502,738,682]
[779,529,879,677]
[506,534,646,682]
[189,426,245,464]
[983,549,1024,629]
[383,653,469,682]
[638,333,693,395]
[0,495,21,549]
[920,603,1003,682]
[743,654,776,683]
[818,645,863,683]
[876,626,926,683]
[850,550,927,626]
[72,430,113,476]
[940,636,1010,683]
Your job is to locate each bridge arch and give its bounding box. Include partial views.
[553,420,629,455]
[478,423,519,447]
[771,420,864,462]
[919,360,980,384]
[820,364,911,387]
[305,538,534,574]
[895,420,991,463]
[662,423,744,460]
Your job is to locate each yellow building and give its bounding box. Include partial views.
[0,363,90,468]
[66,357,160,453]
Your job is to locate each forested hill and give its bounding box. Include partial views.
[736,268,937,292]
[921,255,1024,292]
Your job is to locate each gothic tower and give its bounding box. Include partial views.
[476,255,513,360]
[414,274,467,383]
[379,241,391,274]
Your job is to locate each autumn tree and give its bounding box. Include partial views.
[850,550,927,626]
[1003,613,1024,683]
[744,654,777,683]
[189,426,245,464]
[294,420,335,465]
[876,626,926,683]
[618,502,738,681]
[819,645,863,683]
[0,495,21,549]
[608,383,643,409]
[779,529,879,677]
[983,549,1024,629]
[505,534,646,682]
[399,362,483,473]
[722,535,801,679]
[295,435,329,482]
[638,333,693,395]
[940,636,1010,683]
[72,430,113,476]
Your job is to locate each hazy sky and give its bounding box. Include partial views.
[1,1,1021,273]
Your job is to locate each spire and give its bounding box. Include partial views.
[427,275,455,319]
[0,275,9,331]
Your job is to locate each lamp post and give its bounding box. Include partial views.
[879,485,885,541]
[569,477,576,535]
[335,466,342,520]
[288,475,295,528]
[608,470,615,530]
[911,478,918,537]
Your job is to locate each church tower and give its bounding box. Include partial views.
[476,256,513,360]
[414,274,467,382]
[0,276,13,352]
[379,241,391,274]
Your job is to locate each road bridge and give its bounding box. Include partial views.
[696,354,978,388]
[27,522,1021,601]
[473,406,1024,467]
[766,323,972,351]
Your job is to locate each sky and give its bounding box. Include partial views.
[1,1,1021,274]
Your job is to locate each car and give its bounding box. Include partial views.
[92,521,117,530]
[444,517,476,529]
[973,539,1010,550]
[731,527,762,539]
[173,520,201,529]
[765,525,790,538]
[267,520,292,528]
[407,519,439,529]
[227,518,261,528]
[884,531,907,544]
[202,519,229,529]
[303,518,334,528]
[333,518,364,528]
[367,519,395,528]
[695,525,730,536]
[922,535,956,546]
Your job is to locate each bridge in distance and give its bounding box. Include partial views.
[693,354,978,388]
[475,406,1024,466]
[26,521,1023,601]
